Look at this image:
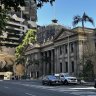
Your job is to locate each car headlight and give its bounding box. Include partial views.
[51,80,55,82]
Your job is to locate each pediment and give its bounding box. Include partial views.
[54,29,75,41]
[25,45,32,51]
[25,43,40,52]
[24,44,33,52]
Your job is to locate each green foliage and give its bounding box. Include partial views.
[82,60,94,81]
[1,0,55,10]
[23,29,37,45]
[0,0,55,34]
[1,0,25,11]
[35,0,55,8]
[16,56,25,64]
[15,29,37,59]
[0,8,9,33]
[72,12,94,28]
[15,44,24,58]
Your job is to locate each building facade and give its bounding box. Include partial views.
[24,23,96,79]
[0,0,37,72]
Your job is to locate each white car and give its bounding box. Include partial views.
[59,73,77,85]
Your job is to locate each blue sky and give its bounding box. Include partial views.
[37,0,96,28]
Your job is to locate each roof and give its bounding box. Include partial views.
[37,23,65,44]
[53,28,77,41]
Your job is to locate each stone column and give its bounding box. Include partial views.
[45,51,47,75]
[77,41,83,75]
[62,45,65,72]
[51,49,54,74]
[67,41,70,74]
[38,52,42,77]
[74,42,78,75]
[54,47,58,73]
[47,51,50,74]
[43,52,46,76]
[56,47,60,73]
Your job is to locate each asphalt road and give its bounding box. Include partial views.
[0,80,96,96]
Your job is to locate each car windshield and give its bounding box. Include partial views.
[48,76,56,79]
[55,76,60,79]
[64,74,70,77]
[61,73,70,77]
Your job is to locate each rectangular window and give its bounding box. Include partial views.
[35,54,38,60]
[95,42,96,50]
[60,63,62,72]
[60,46,62,55]
[65,62,68,72]
[71,43,74,53]
[65,45,68,54]
[72,61,74,72]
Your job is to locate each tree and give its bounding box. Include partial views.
[72,13,94,58]
[15,29,36,58]
[72,12,94,31]
[0,0,55,33]
[22,29,37,45]
[0,8,8,33]
[82,60,94,81]
[15,64,25,77]
[73,12,95,79]
[1,0,55,10]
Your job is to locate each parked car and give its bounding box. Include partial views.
[94,79,96,88]
[42,75,61,85]
[56,73,78,85]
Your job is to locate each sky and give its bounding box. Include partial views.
[37,0,96,28]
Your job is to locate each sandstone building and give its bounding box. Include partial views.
[24,22,96,78]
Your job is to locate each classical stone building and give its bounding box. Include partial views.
[24,22,96,78]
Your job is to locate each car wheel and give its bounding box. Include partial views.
[48,82,52,86]
[61,81,65,85]
[64,80,68,85]
[94,83,96,88]
[42,81,45,85]
[74,83,77,85]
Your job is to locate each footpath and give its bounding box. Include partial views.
[78,80,94,86]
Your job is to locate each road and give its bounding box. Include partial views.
[0,80,96,96]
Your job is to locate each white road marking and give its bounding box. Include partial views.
[25,93,36,96]
[70,87,96,90]
[59,89,78,92]
[87,95,96,96]
[11,82,96,96]
[71,91,96,96]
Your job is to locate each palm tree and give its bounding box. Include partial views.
[72,12,95,77]
[72,12,94,31]
[72,12,94,52]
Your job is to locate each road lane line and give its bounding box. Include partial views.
[71,91,96,96]
[70,87,95,90]
[88,95,96,96]
[25,93,36,96]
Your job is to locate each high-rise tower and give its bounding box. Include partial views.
[0,0,37,70]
